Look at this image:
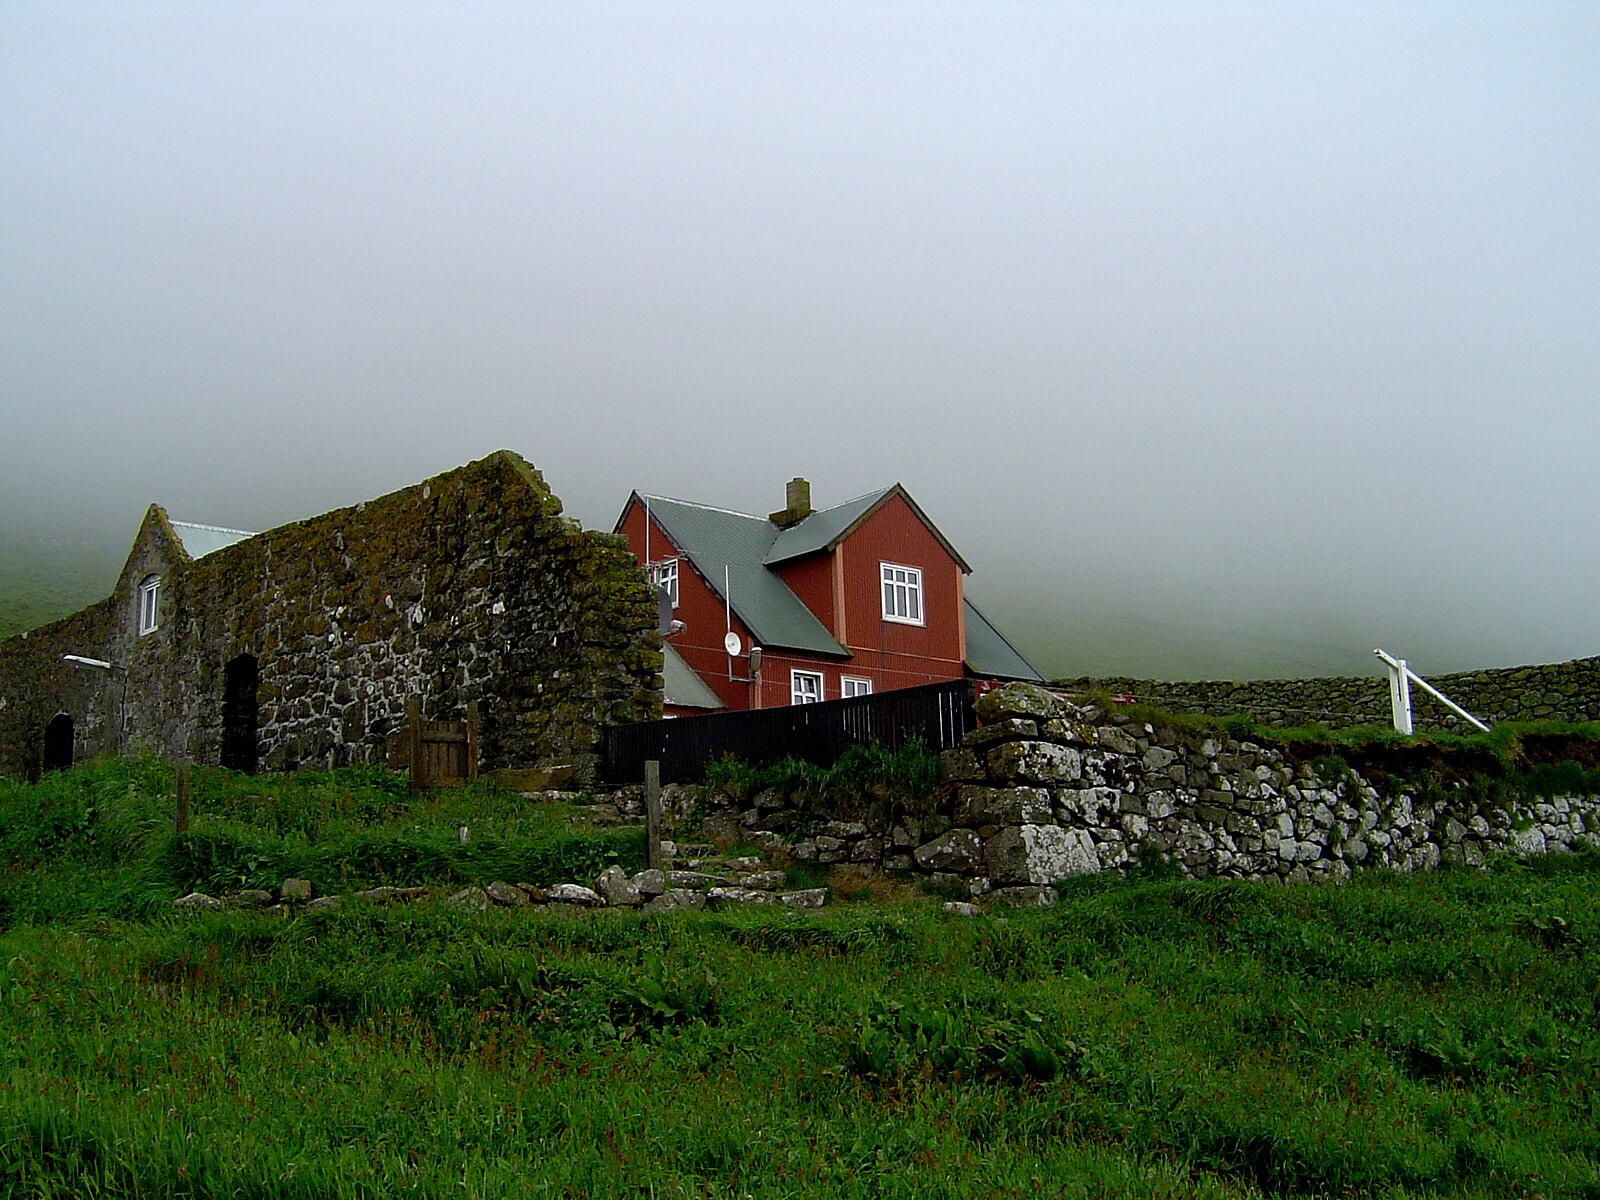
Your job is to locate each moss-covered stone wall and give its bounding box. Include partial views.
[1053,656,1600,731]
[0,451,662,781]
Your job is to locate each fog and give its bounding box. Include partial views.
[3,1,1596,678]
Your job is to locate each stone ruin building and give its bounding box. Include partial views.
[0,451,662,782]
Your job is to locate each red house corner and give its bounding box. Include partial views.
[614,477,1043,716]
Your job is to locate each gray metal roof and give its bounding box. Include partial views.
[636,495,849,657]
[170,521,256,560]
[963,598,1045,681]
[764,488,891,565]
[662,644,726,709]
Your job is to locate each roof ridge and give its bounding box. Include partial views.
[811,484,893,514]
[638,494,768,522]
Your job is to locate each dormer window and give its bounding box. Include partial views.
[881,563,923,625]
[138,575,161,635]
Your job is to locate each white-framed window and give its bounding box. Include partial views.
[137,575,161,635]
[790,670,823,705]
[841,676,873,698]
[648,558,679,608]
[880,563,923,625]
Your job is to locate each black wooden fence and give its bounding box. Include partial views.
[603,678,974,785]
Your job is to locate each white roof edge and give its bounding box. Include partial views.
[170,520,258,537]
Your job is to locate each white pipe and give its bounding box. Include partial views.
[62,655,114,670]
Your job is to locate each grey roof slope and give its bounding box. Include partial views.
[963,598,1045,681]
[631,495,848,657]
[662,644,726,709]
[763,484,972,571]
[764,488,891,565]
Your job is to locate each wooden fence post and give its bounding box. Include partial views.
[175,759,190,835]
[465,700,479,783]
[644,759,662,871]
[407,697,423,793]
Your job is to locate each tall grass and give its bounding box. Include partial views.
[2,761,1598,1196]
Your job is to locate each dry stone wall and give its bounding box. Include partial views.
[1054,656,1600,731]
[0,451,662,781]
[676,683,1600,905]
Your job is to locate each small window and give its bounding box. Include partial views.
[649,558,679,608]
[841,676,873,698]
[880,563,923,625]
[138,575,161,635]
[791,670,823,705]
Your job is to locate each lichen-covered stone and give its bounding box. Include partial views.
[974,682,1062,724]
[985,740,1082,784]
[913,828,983,873]
[986,824,1098,884]
[955,785,1051,826]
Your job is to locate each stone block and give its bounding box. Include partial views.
[955,785,1052,826]
[973,681,1061,723]
[913,829,984,873]
[986,740,1082,784]
[986,824,1098,884]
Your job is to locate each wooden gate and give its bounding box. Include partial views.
[386,698,479,790]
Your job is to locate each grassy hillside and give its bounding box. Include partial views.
[0,531,123,638]
[2,758,1598,1197]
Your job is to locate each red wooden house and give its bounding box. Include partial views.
[614,478,1042,715]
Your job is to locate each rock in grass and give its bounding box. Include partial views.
[226,889,274,908]
[641,889,706,914]
[279,878,314,902]
[486,881,528,907]
[777,888,827,909]
[447,886,490,910]
[174,891,222,910]
[304,896,341,914]
[356,886,427,904]
[546,883,602,907]
[630,868,667,896]
[594,865,643,907]
[740,870,786,892]
[706,886,777,910]
[942,901,984,918]
[666,870,731,891]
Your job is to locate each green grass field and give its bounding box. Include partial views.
[2,758,1597,1198]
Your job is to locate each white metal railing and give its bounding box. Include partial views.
[1373,649,1489,735]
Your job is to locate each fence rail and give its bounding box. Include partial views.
[603,678,973,785]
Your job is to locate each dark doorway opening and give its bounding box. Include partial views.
[43,713,74,772]
[221,654,259,774]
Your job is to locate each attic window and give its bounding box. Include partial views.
[649,558,679,609]
[137,575,162,635]
[880,563,923,626]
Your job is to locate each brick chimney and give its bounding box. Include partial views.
[769,477,813,528]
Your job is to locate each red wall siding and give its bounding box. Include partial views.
[769,553,837,640]
[835,493,965,692]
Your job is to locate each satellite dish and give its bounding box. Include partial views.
[724,631,743,656]
[654,585,674,635]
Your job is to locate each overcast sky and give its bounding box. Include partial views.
[3,1,1596,679]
